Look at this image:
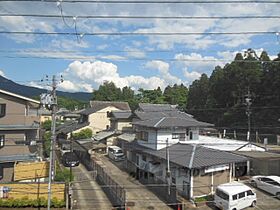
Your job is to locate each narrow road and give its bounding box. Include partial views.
[71,164,113,210]
[98,155,172,210]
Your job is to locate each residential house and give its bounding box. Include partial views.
[79,101,131,134]
[0,89,40,182]
[122,103,249,200]
[126,142,247,199]
[109,110,133,132]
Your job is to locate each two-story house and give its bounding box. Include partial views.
[56,101,131,139]
[79,101,131,134]
[122,103,249,201]
[0,89,40,182]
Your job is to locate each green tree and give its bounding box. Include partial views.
[72,128,93,140]
[187,74,210,109]
[43,131,51,158]
[163,84,188,110]
[138,87,165,104]
[92,81,122,101]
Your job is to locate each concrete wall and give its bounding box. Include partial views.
[138,128,157,150]
[88,106,120,134]
[137,127,200,150]
[193,169,230,197]
[250,159,280,175]
[0,94,39,126]
[0,163,14,183]
[117,121,132,132]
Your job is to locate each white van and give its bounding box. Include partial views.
[108,146,125,161]
[214,182,257,210]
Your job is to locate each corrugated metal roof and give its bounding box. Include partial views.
[185,135,265,152]
[93,131,115,141]
[117,133,136,142]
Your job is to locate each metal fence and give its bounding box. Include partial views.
[92,159,126,209]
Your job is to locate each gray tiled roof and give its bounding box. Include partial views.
[110,110,132,119]
[132,116,213,128]
[134,143,247,169]
[81,101,131,115]
[56,121,90,134]
[134,110,193,121]
[138,103,175,112]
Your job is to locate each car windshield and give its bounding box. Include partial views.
[216,189,229,201]
[115,150,123,154]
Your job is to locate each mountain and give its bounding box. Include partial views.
[0,75,92,101]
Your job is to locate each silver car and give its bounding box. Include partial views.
[251,175,280,199]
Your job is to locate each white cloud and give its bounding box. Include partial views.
[58,80,93,92]
[0,16,54,43]
[125,47,146,58]
[145,60,183,85]
[60,60,167,92]
[175,53,224,72]
[0,70,5,77]
[183,69,201,82]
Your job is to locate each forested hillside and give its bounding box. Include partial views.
[92,50,280,141]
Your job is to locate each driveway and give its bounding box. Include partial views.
[184,184,280,210]
[97,154,172,210]
[71,164,113,210]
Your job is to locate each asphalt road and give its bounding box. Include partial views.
[97,154,172,210]
[71,164,113,210]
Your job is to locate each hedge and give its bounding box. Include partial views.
[0,196,65,208]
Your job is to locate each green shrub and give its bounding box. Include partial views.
[0,197,65,208]
[55,167,73,182]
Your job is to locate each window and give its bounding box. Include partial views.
[216,189,229,201]
[261,177,273,184]
[238,192,245,199]
[172,133,185,141]
[137,131,149,141]
[247,190,254,196]
[142,155,147,162]
[271,181,280,187]
[232,194,238,200]
[0,135,4,148]
[0,104,6,118]
[189,131,193,140]
[144,172,148,179]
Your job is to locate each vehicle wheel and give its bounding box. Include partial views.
[232,208,237,210]
[251,181,257,187]
[276,192,280,199]
[251,200,256,207]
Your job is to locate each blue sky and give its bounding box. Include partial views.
[0,0,280,92]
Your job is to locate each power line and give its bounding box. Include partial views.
[1,14,280,19]
[3,55,280,62]
[0,30,277,36]
[2,0,280,4]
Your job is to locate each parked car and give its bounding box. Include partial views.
[62,152,80,167]
[214,181,256,210]
[250,175,280,199]
[108,146,125,161]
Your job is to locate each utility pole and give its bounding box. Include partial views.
[166,138,171,195]
[245,89,252,142]
[44,76,57,210]
[40,75,62,210]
